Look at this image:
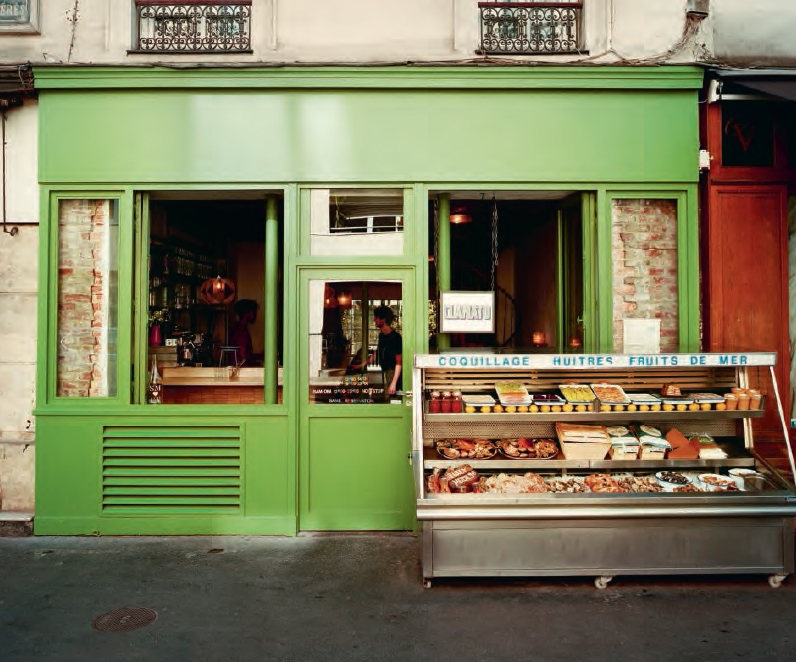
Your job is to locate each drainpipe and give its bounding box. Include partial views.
[264,195,279,404]
[437,193,451,350]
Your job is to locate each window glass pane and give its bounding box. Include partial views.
[309,280,403,403]
[721,102,774,168]
[0,1,30,23]
[56,199,118,397]
[611,199,678,353]
[146,199,281,405]
[310,189,404,256]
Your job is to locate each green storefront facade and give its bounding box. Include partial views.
[32,65,703,535]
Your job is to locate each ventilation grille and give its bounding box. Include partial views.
[102,426,242,514]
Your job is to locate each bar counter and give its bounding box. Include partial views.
[161,367,283,404]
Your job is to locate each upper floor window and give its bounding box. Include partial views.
[133,0,252,53]
[479,1,583,55]
[0,0,39,33]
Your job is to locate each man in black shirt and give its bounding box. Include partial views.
[351,305,402,397]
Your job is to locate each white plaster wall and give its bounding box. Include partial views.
[610,0,688,59]
[0,100,38,511]
[0,0,695,65]
[709,0,796,64]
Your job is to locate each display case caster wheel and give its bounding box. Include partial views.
[594,575,613,589]
[768,574,787,589]
[423,579,432,589]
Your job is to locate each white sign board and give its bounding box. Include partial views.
[624,319,661,354]
[439,291,495,334]
[415,352,777,370]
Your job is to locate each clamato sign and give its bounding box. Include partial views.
[440,291,495,334]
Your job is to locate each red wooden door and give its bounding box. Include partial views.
[705,185,789,438]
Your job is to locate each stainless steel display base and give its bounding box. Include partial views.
[421,515,794,587]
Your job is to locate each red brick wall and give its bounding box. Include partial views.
[56,200,116,397]
[611,199,679,353]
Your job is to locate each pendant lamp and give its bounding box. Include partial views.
[450,203,472,225]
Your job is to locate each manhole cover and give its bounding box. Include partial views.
[92,607,157,632]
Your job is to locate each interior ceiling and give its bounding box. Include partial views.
[148,190,280,201]
[432,191,577,201]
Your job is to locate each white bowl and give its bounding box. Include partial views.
[698,473,735,492]
[655,471,692,492]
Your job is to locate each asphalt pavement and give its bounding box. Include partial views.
[1,533,796,662]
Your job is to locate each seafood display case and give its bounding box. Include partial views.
[411,352,796,588]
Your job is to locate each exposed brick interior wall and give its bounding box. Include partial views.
[56,200,116,397]
[612,199,679,353]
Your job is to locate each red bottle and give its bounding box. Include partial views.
[451,391,462,414]
[441,391,452,414]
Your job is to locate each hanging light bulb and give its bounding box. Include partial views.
[212,276,225,297]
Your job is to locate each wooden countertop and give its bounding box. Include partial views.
[162,367,283,387]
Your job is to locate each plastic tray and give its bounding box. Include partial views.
[558,384,595,404]
[590,383,631,405]
[494,381,532,406]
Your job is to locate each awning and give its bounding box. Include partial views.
[711,68,796,102]
[0,64,35,106]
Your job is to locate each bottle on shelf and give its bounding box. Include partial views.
[148,355,163,405]
[451,390,462,414]
[440,391,452,414]
[429,390,441,414]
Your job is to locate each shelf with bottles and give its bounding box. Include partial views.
[149,238,225,284]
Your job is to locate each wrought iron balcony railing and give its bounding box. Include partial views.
[134,1,252,53]
[479,2,583,55]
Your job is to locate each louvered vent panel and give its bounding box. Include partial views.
[102,426,242,514]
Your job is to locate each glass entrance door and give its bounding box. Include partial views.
[299,269,415,531]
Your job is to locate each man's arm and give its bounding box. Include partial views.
[349,347,374,371]
[388,354,402,395]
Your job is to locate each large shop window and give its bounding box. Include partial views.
[145,198,283,405]
[310,189,404,256]
[56,199,119,398]
[721,102,774,168]
[309,280,403,404]
[611,199,679,353]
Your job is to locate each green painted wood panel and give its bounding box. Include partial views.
[35,414,293,535]
[302,417,414,531]
[38,88,699,185]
